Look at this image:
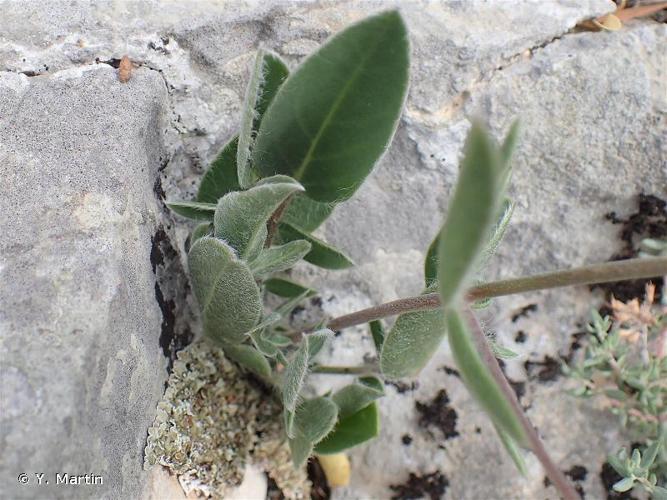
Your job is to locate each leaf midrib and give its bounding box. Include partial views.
[291,21,392,181]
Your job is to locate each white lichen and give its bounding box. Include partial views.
[144,340,310,499]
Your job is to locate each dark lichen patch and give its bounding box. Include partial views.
[600,462,637,500]
[387,380,420,393]
[514,330,527,343]
[401,434,413,445]
[390,471,449,500]
[439,365,460,377]
[596,193,666,302]
[511,303,538,322]
[416,389,459,440]
[150,228,193,370]
[524,355,562,383]
[566,465,588,481]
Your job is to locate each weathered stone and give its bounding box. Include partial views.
[0,66,172,499]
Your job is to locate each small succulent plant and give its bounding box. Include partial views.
[166,10,667,499]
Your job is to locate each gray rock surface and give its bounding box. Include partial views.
[2,0,666,499]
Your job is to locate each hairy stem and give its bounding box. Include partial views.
[462,307,579,500]
[327,256,667,331]
[310,364,377,375]
[265,195,294,248]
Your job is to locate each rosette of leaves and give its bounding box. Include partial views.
[167,11,408,465]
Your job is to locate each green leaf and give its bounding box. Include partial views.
[446,309,528,447]
[222,343,271,378]
[238,50,289,188]
[424,234,440,288]
[369,320,385,352]
[282,194,335,232]
[279,223,354,270]
[499,120,520,190]
[214,176,304,259]
[608,452,631,477]
[495,425,527,476]
[640,440,660,469]
[253,10,409,202]
[282,339,310,413]
[380,307,446,379]
[289,397,339,467]
[188,237,262,344]
[612,477,635,493]
[167,201,217,221]
[490,341,519,360]
[249,240,312,279]
[307,329,334,360]
[479,198,514,270]
[315,402,380,455]
[332,376,384,418]
[294,397,338,444]
[197,135,241,203]
[438,122,503,309]
[264,277,316,298]
[187,223,213,252]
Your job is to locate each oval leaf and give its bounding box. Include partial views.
[380,307,446,379]
[264,277,316,298]
[223,343,271,378]
[167,201,216,220]
[282,194,335,232]
[253,10,409,202]
[307,329,334,361]
[279,223,354,270]
[315,402,380,455]
[197,135,241,203]
[188,237,262,344]
[282,339,310,413]
[249,240,311,279]
[332,376,384,418]
[438,122,503,309]
[294,397,339,444]
[446,309,527,446]
[214,176,304,259]
[238,50,289,188]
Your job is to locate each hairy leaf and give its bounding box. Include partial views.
[214,176,304,259]
[282,339,310,413]
[499,120,520,190]
[369,320,385,352]
[238,50,289,188]
[294,397,338,444]
[188,237,262,344]
[282,194,335,232]
[380,307,446,379]
[332,376,384,418]
[222,343,271,378]
[424,234,440,288]
[307,329,334,360]
[495,425,527,475]
[167,201,216,221]
[264,277,316,298]
[253,11,409,202]
[279,223,354,270]
[249,240,312,279]
[438,123,503,309]
[315,402,380,455]
[197,135,241,203]
[446,309,527,446]
[288,397,338,467]
[479,199,514,270]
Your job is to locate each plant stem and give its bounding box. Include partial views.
[461,307,579,500]
[265,195,294,248]
[310,364,377,375]
[327,256,667,331]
